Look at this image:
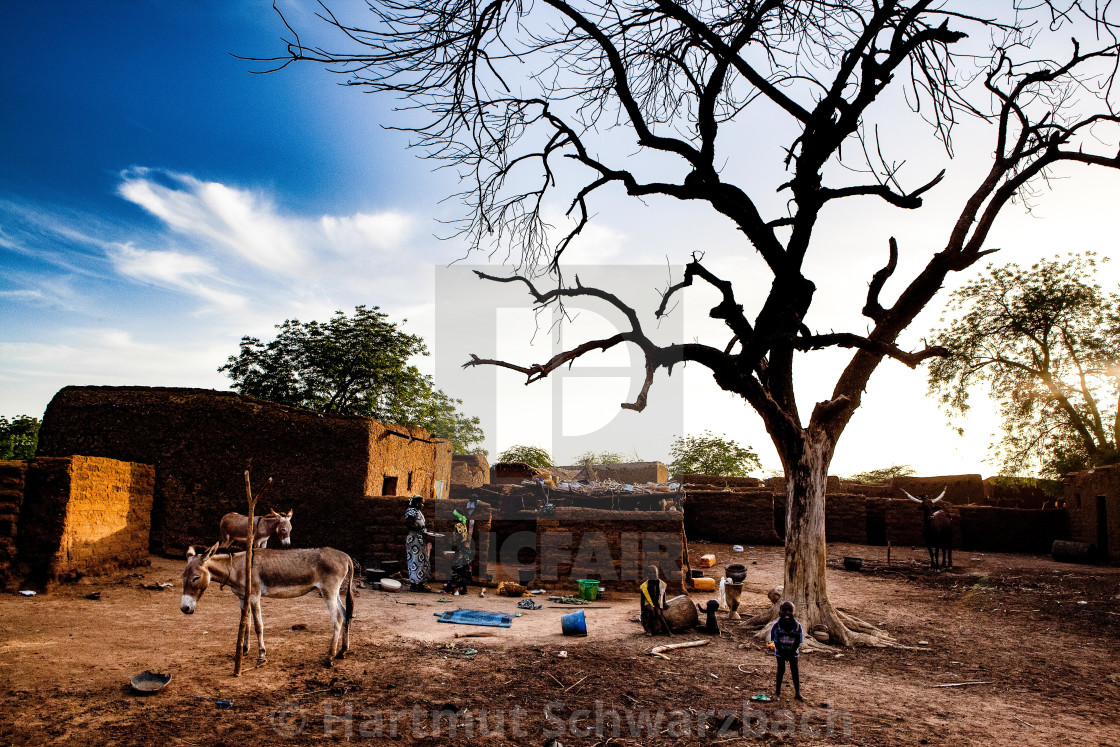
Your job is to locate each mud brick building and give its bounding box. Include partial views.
[36,386,452,556]
[450,454,490,488]
[556,461,670,484]
[1063,465,1120,563]
[0,456,153,590]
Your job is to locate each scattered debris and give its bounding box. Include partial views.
[517,599,542,610]
[931,681,995,688]
[85,592,101,601]
[454,631,497,639]
[18,590,36,597]
[750,694,772,702]
[290,624,307,631]
[557,651,568,658]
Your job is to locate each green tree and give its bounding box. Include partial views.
[573,450,626,465]
[220,306,486,454]
[845,465,915,485]
[928,255,1120,477]
[273,1,1120,645]
[497,445,553,468]
[0,416,40,460]
[668,432,760,478]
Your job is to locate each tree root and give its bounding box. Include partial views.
[740,602,901,648]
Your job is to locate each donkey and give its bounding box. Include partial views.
[218,509,293,549]
[903,488,952,569]
[180,542,354,666]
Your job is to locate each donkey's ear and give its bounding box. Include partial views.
[203,541,220,560]
[186,546,197,559]
[286,509,293,518]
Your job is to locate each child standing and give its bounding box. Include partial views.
[769,601,804,700]
[442,508,472,595]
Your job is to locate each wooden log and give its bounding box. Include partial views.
[1051,540,1096,563]
[649,639,710,659]
[234,470,256,677]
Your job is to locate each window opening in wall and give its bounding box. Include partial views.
[382,476,398,496]
[407,471,413,491]
[1076,493,1082,509]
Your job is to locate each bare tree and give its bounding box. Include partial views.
[263,1,1120,645]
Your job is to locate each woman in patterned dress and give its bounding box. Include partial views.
[404,495,435,592]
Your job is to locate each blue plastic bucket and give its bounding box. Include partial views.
[561,610,587,636]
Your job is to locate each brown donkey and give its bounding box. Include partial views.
[181,543,354,666]
[218,509,294,548]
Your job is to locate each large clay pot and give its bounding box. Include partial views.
[663,594,700,633]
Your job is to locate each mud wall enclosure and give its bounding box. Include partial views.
[1,456,153,589]
[36,386,452,556]
[685,488,1070,555]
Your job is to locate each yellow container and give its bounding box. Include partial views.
[696,554,717,568]
[692,576,717,592]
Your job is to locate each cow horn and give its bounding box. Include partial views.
[902,489,922,503]
[931,488,946,504]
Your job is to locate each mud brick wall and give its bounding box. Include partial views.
[557,462,670,484]
[983,478,1062,508]
[957,506,1068,553]
[883,498,960,547]
[36,386,451,555]
[683,489,781,544]
[891,474,984,505]
[486,508,687,593]
[824,493,868,544]
[767,475,842,495]
[0,461,27,591]
[490,462,546,484]
[1063,465,1120,562]
[836,482,895,497]
[310,496,495,578]
[677,474,762,489]
[16,456,153,588]
[450,454,490,487]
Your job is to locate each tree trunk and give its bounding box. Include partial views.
[749,429,894,647]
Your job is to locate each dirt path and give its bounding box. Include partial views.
[1,542,1118,745]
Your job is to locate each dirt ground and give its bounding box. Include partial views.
[1,542,1118,746]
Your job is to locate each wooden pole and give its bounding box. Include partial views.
[234,470,257,676]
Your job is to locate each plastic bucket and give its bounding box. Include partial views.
[561,610,587,636]
[576,579,600,601]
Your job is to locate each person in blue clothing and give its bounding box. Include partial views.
[769,600,804,700]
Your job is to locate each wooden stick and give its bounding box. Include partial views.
[234,470,257,676]
[454,631,498,638]
[930,681,994,688]
[648,639,710,659]
[1014,716,1034,728]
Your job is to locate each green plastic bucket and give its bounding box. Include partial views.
[576,579,600,601]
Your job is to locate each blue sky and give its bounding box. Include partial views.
[3,2,1119,476]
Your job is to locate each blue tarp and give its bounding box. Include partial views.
[433,609,514,627]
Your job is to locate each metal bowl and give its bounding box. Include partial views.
[130,670,172,693]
